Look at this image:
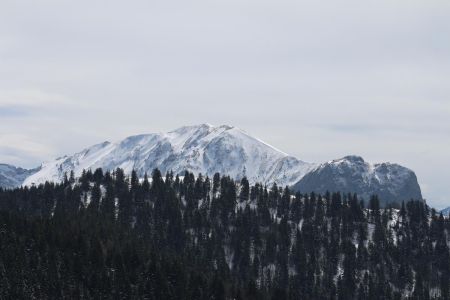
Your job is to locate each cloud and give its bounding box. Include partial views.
[0,106,29,118]
[0,134,56,168]
[0,89,72,107]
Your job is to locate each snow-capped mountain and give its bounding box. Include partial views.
[0,164,39,189]
[23,124,314,187]
[1,124,423,204]
[292,155,422,204]
[440,207,450,216]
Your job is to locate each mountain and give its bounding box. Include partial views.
[0,164,39,189]
[440,207,450,216]
[292,155,422,204]
[4,124,422,204]
[23,124,314,187]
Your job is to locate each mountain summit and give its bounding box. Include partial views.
[23,124,314,187]
[292,156,423,205]
[2,124,422,204]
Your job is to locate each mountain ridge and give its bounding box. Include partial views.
[292,155,423,204]
[23,124,314,187]
[440,206,450,216]
[0,164,40,189]
[1,124,423,203]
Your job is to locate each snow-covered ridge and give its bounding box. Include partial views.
[2,124,422,204]
[23,124,314,187]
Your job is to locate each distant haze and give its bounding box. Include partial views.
[0,0,449,209]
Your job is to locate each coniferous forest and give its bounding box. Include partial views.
[0,168,449,299]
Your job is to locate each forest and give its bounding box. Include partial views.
[0,168,448,299]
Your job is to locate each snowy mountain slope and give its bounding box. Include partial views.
[0,164,39,189]
[440,207,450,216]
[292,156,422,204]
[23,124,314,187]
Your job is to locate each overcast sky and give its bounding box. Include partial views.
[1,0,449,208]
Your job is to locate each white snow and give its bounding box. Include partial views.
[23,124,314,187]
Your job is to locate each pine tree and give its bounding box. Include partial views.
[88,183,101,213]
[239,177,250,203]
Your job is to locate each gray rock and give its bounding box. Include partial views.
[292,155,422,205]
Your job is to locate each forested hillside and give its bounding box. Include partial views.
[0,168,448,299]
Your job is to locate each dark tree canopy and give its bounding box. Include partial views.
[0,168,448,300]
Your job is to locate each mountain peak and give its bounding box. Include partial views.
[22,124,312,187]
[293,155,422,204]
[168,123,238,136]
[218,124,235,130]
[335,155,366,164]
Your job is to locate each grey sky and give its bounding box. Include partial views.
[1,0,449,208]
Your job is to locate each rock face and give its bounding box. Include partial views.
[0,164,39,189]
[23,124,314,187]
[292,156,423,204]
